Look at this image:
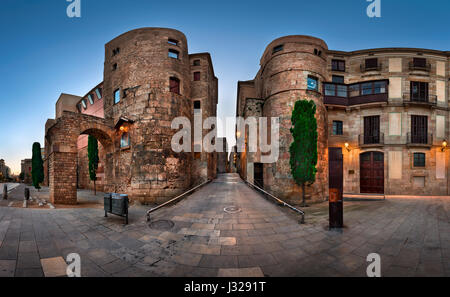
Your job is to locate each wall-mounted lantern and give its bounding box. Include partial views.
[441,140,448,152]
[344,142,351,152]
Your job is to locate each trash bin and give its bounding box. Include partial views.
[104,193,128,224]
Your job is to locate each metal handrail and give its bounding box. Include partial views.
[146,179,211,222]
[244,179,305,224]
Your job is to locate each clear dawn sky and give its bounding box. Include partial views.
[0,0,449,174]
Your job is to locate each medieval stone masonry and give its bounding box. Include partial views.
[237,35,450,203]
[44,28,218,205]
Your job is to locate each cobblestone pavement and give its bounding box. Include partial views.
[0,174,449,277]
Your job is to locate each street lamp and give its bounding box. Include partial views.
[441,140,448,152]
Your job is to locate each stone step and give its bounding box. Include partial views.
[343,193,385,201]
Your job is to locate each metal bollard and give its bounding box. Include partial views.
[2,184,7,200]
[24,188,30,201]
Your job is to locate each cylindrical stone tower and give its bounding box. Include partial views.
[103,28,193,203]
[257,35,329,203]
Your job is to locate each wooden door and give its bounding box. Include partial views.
[360,152,384,194]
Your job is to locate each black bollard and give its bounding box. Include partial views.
[2,184,7,200]
[24,188,30,201]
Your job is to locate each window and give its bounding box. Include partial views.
[168,38,178,46]
[365,58,378,70]
[349,84,360,97]
[194,72,201,81]
[332,75,344,84]
[337,85,347,97]
[76,103,82,113]
[361,83,373,95]
[364,116,380,144]
[168,49,179,59]
[112,63,117,71]
[81,99,87,109]
[411,115,428,144]
[193,59,201,66]
[374,81,386,94]
[413,153,426,167]
[95,88,102,99]
[194,100,201,109]
[332,121,343,135]
[114,89,121,104]
[112,48,120,56]
[307,76,318,91]
[314,49,322,56]
[332,59,345,71]
[88,94,94,105]
[324,84,336,96]
[169,77,180,94]
[411,81,429,102]
[272,45,284,54]
[413,58,426,68]
[120,132,130,148]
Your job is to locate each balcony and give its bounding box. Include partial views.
[323,80,388,107]
[360,63,382,72]
[359,133,384,147]
[409,61,431,72]
[403,93,437,107]
[407,133,433,147]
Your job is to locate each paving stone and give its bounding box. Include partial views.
[0,260,16,277]
[41,257,67,277]
[218,267,264,277]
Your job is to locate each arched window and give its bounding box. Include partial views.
[169,77,180,94]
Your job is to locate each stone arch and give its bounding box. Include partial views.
[45,111,114,205]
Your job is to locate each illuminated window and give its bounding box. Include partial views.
[88,94,94,105]
[307,76,318,91]
[114,89,121,104]
[194,72,201,81]
[95,88,102,99]
[120,132,130,148]
[169,49,179,59]
[169,77,180,94]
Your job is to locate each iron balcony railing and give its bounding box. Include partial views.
[359,133,384,146]
[360,63,382,72]
[407,133,433,146]
[403,93,437,105]
[409,61,431,72]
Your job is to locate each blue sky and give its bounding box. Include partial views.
[0,0,449,174]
